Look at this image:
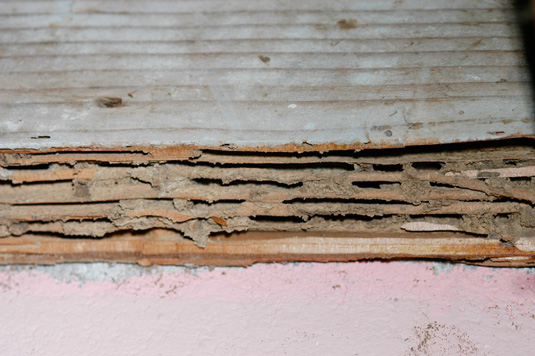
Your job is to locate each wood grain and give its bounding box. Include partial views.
[0,230,533,267]
[1,0,535,266]
[0,0,533,150]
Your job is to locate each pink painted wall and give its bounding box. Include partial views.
[0,262,534,355]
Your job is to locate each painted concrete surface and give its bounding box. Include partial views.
[0,262,534,355]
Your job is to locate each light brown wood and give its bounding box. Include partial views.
[0,230,533,267]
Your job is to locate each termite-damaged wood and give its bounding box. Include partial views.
[0,140,534,265]
[2,0,535,266]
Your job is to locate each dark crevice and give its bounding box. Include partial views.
[492,197,518,203]
[6,179,76,187]
[352,181,401,189]
[430,181,457,189]
[373,164,403,172]
[509,177,532,182]
[412,162,443,171]
[95,162,146,168]
[357,138,535,158]
[198,139,535,160]
[1,164,51,171]
[192,177,303,188]
[250,215,305,223]
[191,159,356,170]
[190,199,247,205]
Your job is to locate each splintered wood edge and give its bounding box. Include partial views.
[2,139,534,266]
[1,136,534,171]
[0,230,533,267]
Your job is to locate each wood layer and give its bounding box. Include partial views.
[0,0,534,149]
[1,230,534,267]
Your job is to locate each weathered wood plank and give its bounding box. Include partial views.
[0,0,532,150]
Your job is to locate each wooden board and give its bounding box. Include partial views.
[1,0,535,266]
[0,0,533,150]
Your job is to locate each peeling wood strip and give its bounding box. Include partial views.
[0,149,198,166]
[2,201,525,222]
[0,230,532,267]
[446,166,535,178]
[195,147,535,165]
[426,173,535,203]
[125,209,193,223]
[0,181,491,205]
[1,167,97,184]
[4,165,404,185]
[2,141,535,163]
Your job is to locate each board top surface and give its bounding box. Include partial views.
[0,0,534,150]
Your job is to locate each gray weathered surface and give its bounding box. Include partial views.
[0,0,534,149]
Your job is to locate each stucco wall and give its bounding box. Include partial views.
[1,262,534,355]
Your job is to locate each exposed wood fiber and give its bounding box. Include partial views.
[1,0,534,265]
[1,141,535,266]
